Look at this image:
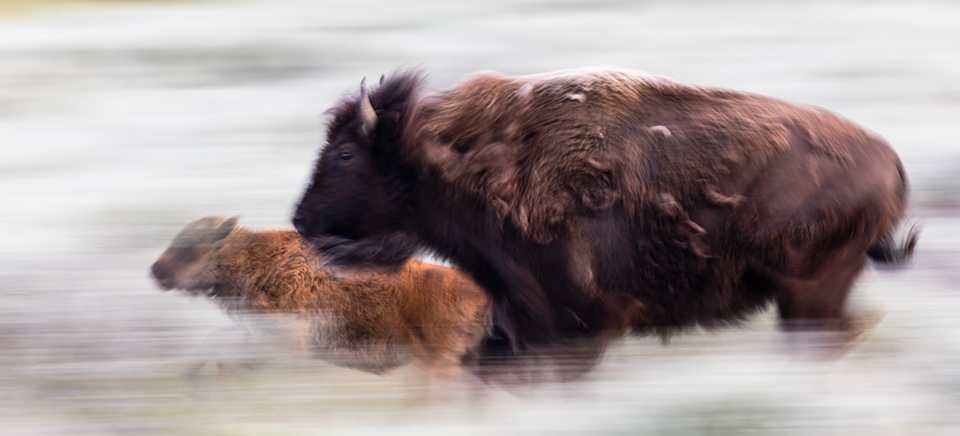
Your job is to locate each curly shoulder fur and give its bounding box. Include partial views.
[404,69,872,244]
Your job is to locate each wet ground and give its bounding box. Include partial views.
[2,0,960,434]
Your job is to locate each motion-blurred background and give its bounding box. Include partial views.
[2,0,959,434]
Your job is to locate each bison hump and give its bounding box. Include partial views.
[408,70,839,245]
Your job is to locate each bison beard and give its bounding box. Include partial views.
[307,232,419,269]
[294,68,918,377]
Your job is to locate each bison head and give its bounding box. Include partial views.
[293,73,423,267]
[151,216,237,294]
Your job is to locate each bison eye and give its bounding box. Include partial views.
[337,152,353,161]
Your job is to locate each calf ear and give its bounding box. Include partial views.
[358,77,378,138]
[214,216,239,241]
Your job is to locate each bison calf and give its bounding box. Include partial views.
[150,216,489,378]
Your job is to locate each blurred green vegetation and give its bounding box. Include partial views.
[0,0,195,17]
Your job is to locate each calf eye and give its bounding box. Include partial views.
[338,152,353,161]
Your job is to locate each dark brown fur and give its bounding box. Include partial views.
[293,68,918,369]
[151,216,490,376]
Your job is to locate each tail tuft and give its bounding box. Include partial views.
[868,221,921,267]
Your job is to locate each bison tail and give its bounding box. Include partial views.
[867,222,920,267]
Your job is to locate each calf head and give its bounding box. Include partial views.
[151,216,238,293]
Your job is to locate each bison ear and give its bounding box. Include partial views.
[214,216,239,241]
[358,77,378,139]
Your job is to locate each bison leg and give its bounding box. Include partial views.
[774,249,870,352]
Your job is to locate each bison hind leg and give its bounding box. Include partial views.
[773,250,872,355]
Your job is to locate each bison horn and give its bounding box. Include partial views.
[359,77,378,138]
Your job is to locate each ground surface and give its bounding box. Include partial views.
[2,1,959,434]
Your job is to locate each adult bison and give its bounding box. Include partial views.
[293,68,917,371]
